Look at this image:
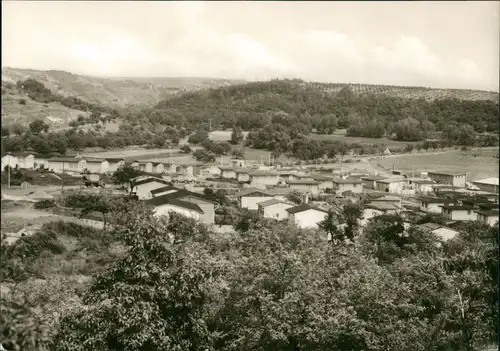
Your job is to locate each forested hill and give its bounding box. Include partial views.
[152,79,499,134]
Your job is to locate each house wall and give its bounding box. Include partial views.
[428,173,467,188]
[221,170,237,179]
[155,164,165,174]
[420,202,445,214]
[86,161,109,174]
[251,175,279,187]
[17,155,35,169]
[241,195,274,210]
[473,182,499,194]
[478,214,499,226]
[180,196,215,225]
[432,228,459,241]
[442,208,477,221]
[291,209,327,229]
[237,173,251,182]
[48,160,86,173]
[107,161,123,173]
[1,155,19,169]
[317,180,334,191]
[262,202,294,220]
[416,184,434,193]
[133,181,170,200]
[153,204,200,221]
[361,208,383,227]
[375,181,404,194]
[362,179,376,190]
[335,183,363,194]
[289,184,320,195]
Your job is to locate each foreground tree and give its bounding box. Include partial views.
[111,164,143,193]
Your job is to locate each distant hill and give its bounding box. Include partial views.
[1,67,246,108]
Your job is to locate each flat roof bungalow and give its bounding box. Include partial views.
[286,179,321,195]
[428,171,468,187]
[440,204,477,221]
[332,178,363,194]
[475,209,499,226]
[257,198,295,220]
[286,203,328,229]
[472,177,499,194]
[236,188,275,210]
[416,222,460,241]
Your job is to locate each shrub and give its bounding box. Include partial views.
[34,200,56,209]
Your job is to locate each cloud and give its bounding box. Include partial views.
[1,1,497,91]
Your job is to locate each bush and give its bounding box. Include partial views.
[18,98,27,105]
[34,200,56,209]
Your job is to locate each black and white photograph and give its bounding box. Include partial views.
[1,1,499,350]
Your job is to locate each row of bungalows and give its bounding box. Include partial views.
[417,194,499,225]
[219,167,280,187]
[131,161,165,174]
[1,152,36,170]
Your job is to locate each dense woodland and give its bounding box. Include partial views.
[1,194,497,351]
[1,78,499,159]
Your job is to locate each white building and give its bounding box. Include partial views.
[360,202,400,227]
[418,196,455,214]
[105,158,125,173]
[257,199,294,220]
[286,180,320,195]
[84,158,109,174]
[332,178,363,195]
[475,209,499,226]
[406,178,435,193]
[375,179,405,194]
[236,188,274,210]
[416,222,460,241]
[286,203,328,229]
[147,187,217,225]
[47,157,87,174]
[428,171,468,188]
[472,178,499,194]
[440,205,477,221]
[249,170,280,188]
[131,177,173,200]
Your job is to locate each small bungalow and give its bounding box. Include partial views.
[235,168,251,182]
[84,158,109,174]
[236,188,275,210]
[406,178,435,193]
[286,203,328,229]
[418,196,455,214]
[370,195,402,208]
[152,162,165,174]
[375,178,405,194]
[105,158,125,173]
[257,198,295,220]
[250,170,280,188]
[416,222,460,241]
[130,177,173,200]
[472,178,499,194]
[220,167,237,180]
[279,172,300,182]
[1,154,19,170]
[268,187,296,202]
[428,171,468,188]
[475,209,499,226]
[312,175,334,191]
[477,193,499,204]
[361,202,400,227]
[147,186,217,225]
[47,157,87,174]
[286,179,320,195]
[360,175,387,190]
[332,178,363,195]
[134,161,154,173]
[440,204,477,221]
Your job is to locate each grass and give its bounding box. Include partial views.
[376,149,499,181]
[1,90,88,129]
[308,134,415,148]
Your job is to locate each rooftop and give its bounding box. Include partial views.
[257,198,293,207]
[332,178,363,184]
[428,171,468,176]
[286,203,328,214]
[48,157,82,162]
[371,196,401,202]
[365,202,399,211]
[287,180,319,185]
[439,205,475,210]
[376,178,405,184]
[361,175,387,181]
[84,158,107,163]
[473,177,499,186]
[235,188,273,197]
[250,170,279,176]
[132,177,171,187]
[475,209,499,217]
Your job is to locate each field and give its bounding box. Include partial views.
[82,147,183,161]
[376,148,498,181]
[1,89,89,128]
[309,133,416,148]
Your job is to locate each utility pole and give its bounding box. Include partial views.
[209,119,212,132]
[61,161,65,191]
[7,163,10,189]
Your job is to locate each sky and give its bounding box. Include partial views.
[2,1,499,91]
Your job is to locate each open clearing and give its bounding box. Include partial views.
[309,134,417,148]
[375,149,498,181]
